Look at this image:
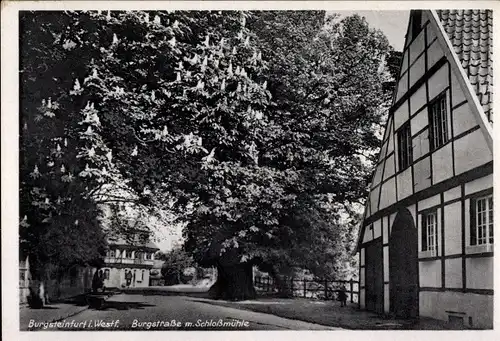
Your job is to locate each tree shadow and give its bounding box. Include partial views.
[27,305,60,310]
[93,300,156,311]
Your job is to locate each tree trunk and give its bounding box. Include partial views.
[208,263,256,300]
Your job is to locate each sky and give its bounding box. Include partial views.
[337,11,410,51]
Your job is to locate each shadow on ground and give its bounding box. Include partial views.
[187,297,469,330]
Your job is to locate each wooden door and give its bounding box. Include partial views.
[364,238,384,314]
[389,208,419,319]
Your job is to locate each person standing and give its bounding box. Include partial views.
[338,286,348,307]
[125,270,132,287]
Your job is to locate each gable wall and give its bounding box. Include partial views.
[359,11,493,328]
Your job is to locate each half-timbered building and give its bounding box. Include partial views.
[357,9,493,328]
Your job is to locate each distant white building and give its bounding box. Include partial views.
[357,10,493,328]
[102,237,160,288]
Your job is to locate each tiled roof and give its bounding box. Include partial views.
[436,9,493,124]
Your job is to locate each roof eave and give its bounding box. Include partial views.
[428,10,493,152]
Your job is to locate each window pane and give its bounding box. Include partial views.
[422,215,428,251]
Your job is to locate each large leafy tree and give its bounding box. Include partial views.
[20,10,394,300]
[20,10,269,290]
[183,12,393,298]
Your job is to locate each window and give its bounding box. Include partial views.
[429,93,449,150]
[398,123,412,170]
[421,211,438,252]
[126,250,133,258]
[141,270,145,281]
[109,250,115,258]
[471,195,493,246]
[145,253,151,260]
[104,269,110,280]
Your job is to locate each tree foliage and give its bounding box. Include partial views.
[158,247,194,285]
[20,10,395,296]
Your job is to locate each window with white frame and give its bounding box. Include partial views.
[126,250,133,258]
[421,210,438,252]
[471,195,493,246]
[429,93,449,150]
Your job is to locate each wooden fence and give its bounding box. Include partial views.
[254,275,359,303]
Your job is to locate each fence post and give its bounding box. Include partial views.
[350,279,354,303]
[324,279,328,300]
[303,279,307,298]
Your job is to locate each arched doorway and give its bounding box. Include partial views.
[389,208,419,319]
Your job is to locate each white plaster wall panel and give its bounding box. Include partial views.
[387,124,394,153]
[428,63,449,100]
[359,289,365,309]
[464,174,493,196]
[360,266,365,286]
[432,143,454,184]
[464,198,471,246]
[360,248,365,266]
[418,194,440,211]
[393,101,409,131]
[452,102,477,137]
[444,186,461,202]
[454,129,493,175]
[421,11,431,27]
[372,163,384,186]
[363,226,372,243]
[370,185,381,213]
[389,213,396,234]
[426,39,445,69]
[383,154,395,179]
[419,291,493,328]
[444,202,462,256]
[419,260,442,287]
[412,129,430,161]
[466,257,493,289]
[409,54,425,88]
[365,199,371,218]
[410,106,429,135]
[445,258,462,288]
[426,23,437,46]
[384,284,390,313]
[410,85,427,116]
[373,219,382,240]
[419,292,442,321]
[379,140,388,162]
[379,178,396,210]
[382,215,389,244]
[450,70,467,107]
[409,29,425,65]
[408,204,417,227]
[400,50,409,74]
[395,73,408,102]
[383,245,389,282]
[413,157,431,193]
[396,167,413,200]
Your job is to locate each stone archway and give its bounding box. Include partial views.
[389,208,419,319]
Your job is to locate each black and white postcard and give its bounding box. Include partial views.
[1,1,498,340]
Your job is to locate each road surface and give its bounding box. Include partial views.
[26,293,339,331]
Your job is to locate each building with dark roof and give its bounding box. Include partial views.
[102,237,160,288]
[356,9,493,328]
